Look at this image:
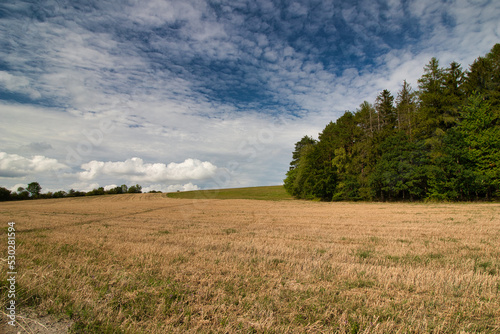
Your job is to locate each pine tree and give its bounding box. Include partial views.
[457,93,500,199]
[375,89,396,134]
[396,80,417,139]
[442,61,465,128]
[464,43,500,110]
[417,57,446,137]
[356,101,376,137]
[289,136,316,170]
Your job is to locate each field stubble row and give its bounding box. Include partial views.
[1,194,499,333]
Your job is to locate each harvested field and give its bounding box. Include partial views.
[1,194,499,333]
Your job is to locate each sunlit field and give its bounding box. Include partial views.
[1,192,499,333]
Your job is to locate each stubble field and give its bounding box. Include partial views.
[1,193,499,333]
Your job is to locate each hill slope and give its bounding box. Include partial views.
[166,185,292,200]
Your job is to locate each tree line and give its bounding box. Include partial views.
[0,182,147,202]
[284,44,500,201]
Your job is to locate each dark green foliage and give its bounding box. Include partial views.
[106,184,128,194]
[464,44,500,108]
[49,190,66,198]
[375,89,396,134]
[396,80,417,139]
[284,44,500,201]
[369,132,430,201]
[27,181,42,198]
[0,183,145,201]
[68,189,86,197]
[86,187,106,196]
[167,185,291,200]
[127,184,142,193]
[290,135,316,169]
[456,93,500,198]
[0,187,12,201]
[15,187,30,200]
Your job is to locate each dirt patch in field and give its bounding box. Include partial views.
[1,309,73,334]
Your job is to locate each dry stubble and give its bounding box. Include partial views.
[1,194,499,333]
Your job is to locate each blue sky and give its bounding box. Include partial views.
[0,0,499,193]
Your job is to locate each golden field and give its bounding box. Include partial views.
[1,193,499,333]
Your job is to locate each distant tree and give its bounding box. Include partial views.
[128,184,142,193]
[107,186,120,194]
[41,192,53,199]
[17,187,30,200]
[0,187,12,201]
[27,182,42,198]
[106,184,130,194]
[68,189,85,197]
[52,190,67,198]
[86,187,105,196]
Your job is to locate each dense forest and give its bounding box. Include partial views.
[284,44,500,201]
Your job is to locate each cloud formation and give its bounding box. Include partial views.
[142,183,200,193]
[78,157,218,182]
[0,71,41,99]
[0,152,68,178]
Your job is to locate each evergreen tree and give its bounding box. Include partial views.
[375,89,396,134]
[464,43,500,110]
[289,136,316,170]
[417,57,446,137]
[370,132,429,201]
[442,61,465,128]
[284,136,317,197]
[457,93,500,199]
[396,80,417,140]
[356,101,376,137]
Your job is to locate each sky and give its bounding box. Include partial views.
[0,0,499,194]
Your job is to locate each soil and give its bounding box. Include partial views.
[1,309,73,334]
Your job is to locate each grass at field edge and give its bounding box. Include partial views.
[165,185,293,201]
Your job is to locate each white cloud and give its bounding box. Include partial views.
[0,152,68,178]
[68,182,100,193]
[67,181,201,193]
[78,157,218,182]
[0,71,41,99]
[9,184,27,192]
[142,183,200,193]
